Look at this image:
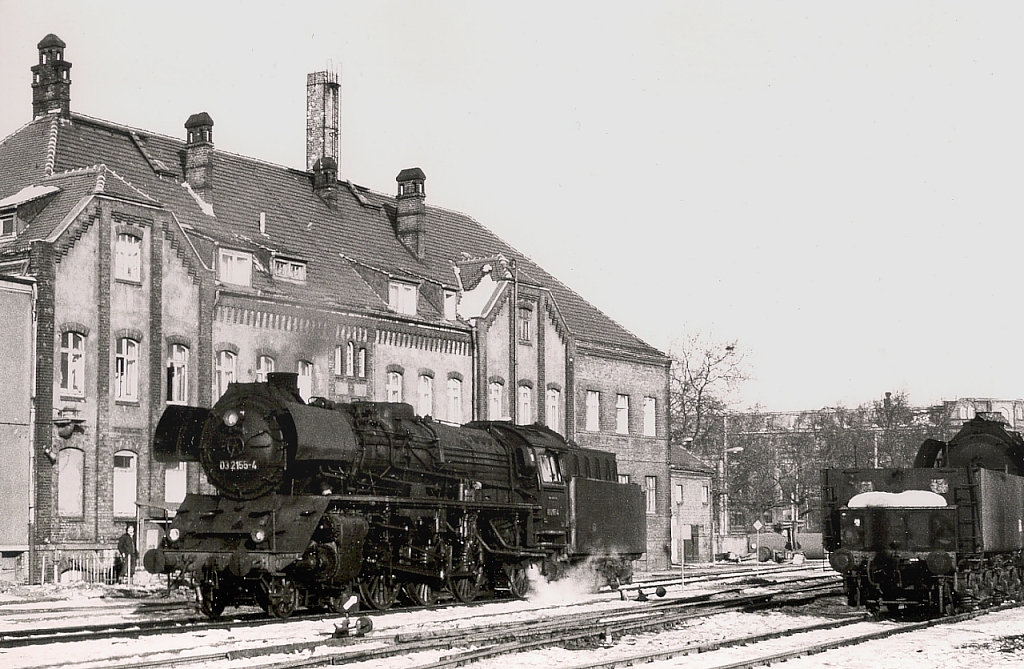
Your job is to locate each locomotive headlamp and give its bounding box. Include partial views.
[250,528,267,544]
[223,410,241,427]
[168,528,181,542]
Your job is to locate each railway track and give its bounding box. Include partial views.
[0,563,832,649]
[9,573,846,669]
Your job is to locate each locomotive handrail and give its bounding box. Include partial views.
[326,493,540,511]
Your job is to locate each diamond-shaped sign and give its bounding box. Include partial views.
[753,520,763,531]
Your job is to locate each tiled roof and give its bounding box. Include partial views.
[672,447,714,472]
[0,112,666,359]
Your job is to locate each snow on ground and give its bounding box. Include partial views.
[1,567,1023,668]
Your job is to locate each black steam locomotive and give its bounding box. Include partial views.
[144,373,645,618]
[822,413,1024,615]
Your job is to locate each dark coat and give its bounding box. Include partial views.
[117,532,137,558]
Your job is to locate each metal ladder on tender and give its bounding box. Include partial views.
[953,482,980,555]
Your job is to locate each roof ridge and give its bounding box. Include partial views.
[71,112,312,177]
[99,166,159,202]
[44,115,60,176]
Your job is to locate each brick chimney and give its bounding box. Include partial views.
[396,168,426,259]
[183,112,215,203]
[32,34,72,119]
[306,70,340,173]
[312,157,338,201]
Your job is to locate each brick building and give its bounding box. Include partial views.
[0,36,673,582]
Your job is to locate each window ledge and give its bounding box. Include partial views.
[60,394,86,402]
[115,400,141,407]
[114,277,142,286]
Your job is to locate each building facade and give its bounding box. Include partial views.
[669,447,714,564]
[0,36,673,582]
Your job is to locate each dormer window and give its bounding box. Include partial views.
[388,281,417,316]
[0,214,14,239]
[218,248,252,286]
[444,290,458,321]
[272,257,307,283]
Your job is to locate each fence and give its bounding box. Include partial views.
[38,552,122,585]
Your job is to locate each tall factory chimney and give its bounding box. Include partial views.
[306,70,340,174]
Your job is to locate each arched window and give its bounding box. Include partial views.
[113,450,138,518]
[418,375,433,417]
[256,355,275,383]
[345,342,354,376]
[386,371,403,402]
[447,378,463,424]
[216,350,236,398]
[357,348,367,378]
[57,448,84,517]
[546,388,560,433]
[297,360,313,401]
[167,344,189,404]
[517,386,532,425]
[60,331,85,397]
[489,381,504,419]
[115,338,139,401]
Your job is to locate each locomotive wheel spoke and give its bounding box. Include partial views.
[360,574,399,610]
[404,582,438,607]
[505,564,530,599]
[450,575,480,603]
[265,577,298,619]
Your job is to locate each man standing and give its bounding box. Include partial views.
[117,524,138,584]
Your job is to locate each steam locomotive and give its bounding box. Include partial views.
[144,373,645,618]
[822,413,1024,615]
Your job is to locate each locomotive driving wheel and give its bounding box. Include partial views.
[449,549,485,603]
[503,563,530,599]
[359,574,399,610]
[404,582,439,607]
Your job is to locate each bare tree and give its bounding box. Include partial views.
[668,331,751,458]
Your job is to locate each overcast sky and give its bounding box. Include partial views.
[2,2,1023,412]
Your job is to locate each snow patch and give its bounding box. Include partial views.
[181,181,215,217]
[848,490,948,508]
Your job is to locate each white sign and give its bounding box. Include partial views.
[753,520,763,531]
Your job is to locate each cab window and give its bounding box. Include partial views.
[538,450,562,484]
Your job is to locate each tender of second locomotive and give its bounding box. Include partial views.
[822,414,1024,616]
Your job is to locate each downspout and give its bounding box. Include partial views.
[28,280,38,584]
[510,259,518,424]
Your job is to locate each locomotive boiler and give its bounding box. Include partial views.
[145,373,645,618]
[822,413,1024,615]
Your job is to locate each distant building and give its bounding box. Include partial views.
[720,398,1024,543]
[669,446,713,563]
[0,36,673,582]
